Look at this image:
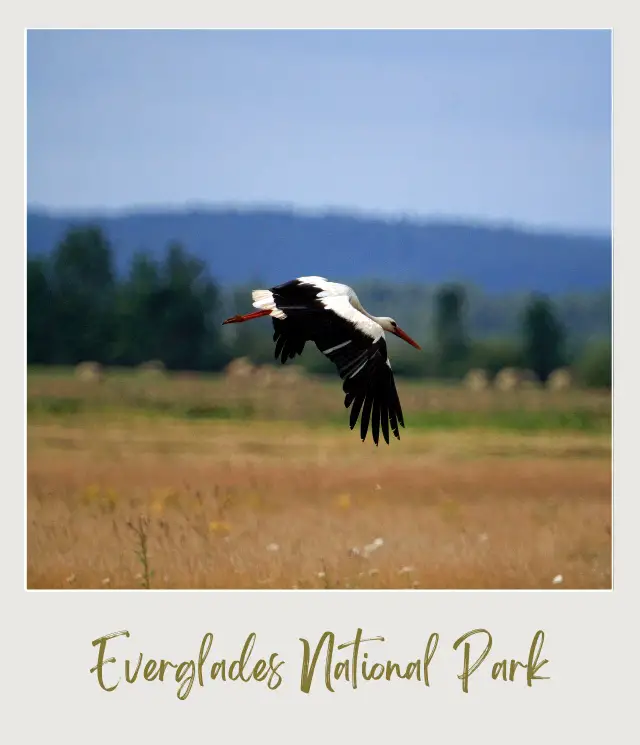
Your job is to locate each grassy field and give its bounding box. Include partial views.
[27,368,612,590]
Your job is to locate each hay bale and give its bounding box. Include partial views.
[277,365,306,383]
[225,357,255,379]
[137,359,166,378]
[494,367,521,391]
[254,365,277,387]
[547,368,572,391]
[75,361,103,383]
[464,368,489,391]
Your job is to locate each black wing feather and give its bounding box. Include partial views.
[349,391,366,431]
[324,336,404,445]
[379,398,390,445]
[371,396,381,446]
[360,389,374,443]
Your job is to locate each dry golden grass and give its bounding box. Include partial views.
[27,411,611,590]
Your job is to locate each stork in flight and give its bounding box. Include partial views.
[222,277,421,445]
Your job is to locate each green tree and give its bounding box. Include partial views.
[49,226,116,364]
[27,256,55,364]
[521,294,566,383]
[113,252,163,365]
[149,243,228,371]
[433,283,470,378]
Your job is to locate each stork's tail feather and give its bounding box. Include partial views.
[251,289,287,319]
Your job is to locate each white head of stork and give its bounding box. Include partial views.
[222,277,421,445]
[361,316,422,349]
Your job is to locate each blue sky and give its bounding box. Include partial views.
[27,30,611,233]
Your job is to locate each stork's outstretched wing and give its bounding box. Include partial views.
[263,280,404,445]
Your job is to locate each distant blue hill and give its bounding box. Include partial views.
[26,207,611,294]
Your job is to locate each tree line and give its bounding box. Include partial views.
[27,226,611,387]
[28,227,228,371]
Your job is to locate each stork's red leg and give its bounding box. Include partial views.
[222,309,272,325]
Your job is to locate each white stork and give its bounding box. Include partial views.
[222,277,421,445]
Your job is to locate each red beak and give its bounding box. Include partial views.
[393,326,421,350]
